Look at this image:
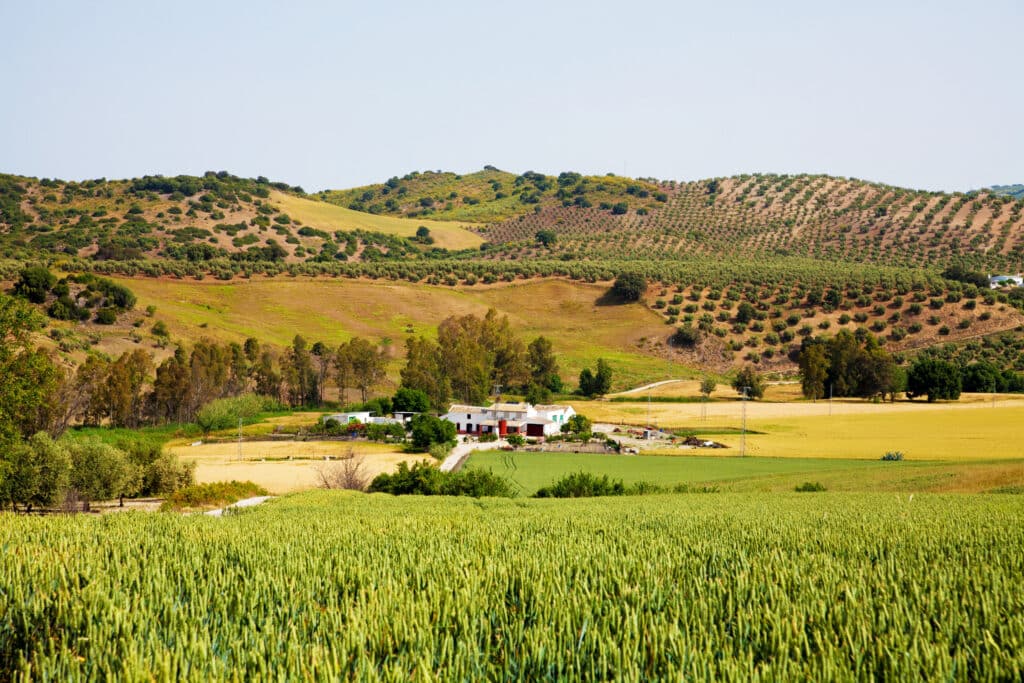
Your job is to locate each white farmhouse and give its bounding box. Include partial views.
[988,274,1023,289]
[441,401,576,438]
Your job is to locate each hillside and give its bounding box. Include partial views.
[317,168,667,223]
[2,168,1023,381]
[992,184,1024,201]
[474,174,1024,272]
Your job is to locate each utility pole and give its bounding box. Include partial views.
[237,417,243,462]
[740,386,750,457]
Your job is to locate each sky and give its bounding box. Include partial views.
[1,0,1021,192]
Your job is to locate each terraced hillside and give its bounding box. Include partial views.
[479,174,1024,272]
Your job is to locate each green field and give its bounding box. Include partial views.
[3,491,1023,679]
[464,451,1024,495]
[105,277,681,390]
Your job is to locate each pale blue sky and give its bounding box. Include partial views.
[1,1,1021,192]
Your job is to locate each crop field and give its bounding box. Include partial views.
[269,192,483,250]
[168,440,417,494]
[2,492,1023,679]
[465,451,1024,495]
[571,397,1024,461]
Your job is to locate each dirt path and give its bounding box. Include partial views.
[612,379,687,396]
[205,496,274,517]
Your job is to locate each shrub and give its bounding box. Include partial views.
[535,472,626,498]
[196,394,280,432]
[368,461,514,498]
[881,451,904,461]
[160,481,267,511]
[611,272,646,302]
[794,481,826,492]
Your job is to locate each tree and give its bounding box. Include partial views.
[610,272,646,302]
[736,302,756,324]
[393,387,430,413]
[699,378,716,398]
[400,336,449,411]
[0,293,63,443]
[13,266,56,304]
[535,229,557,247]
[68,440,139,503]
[311,341,333,405]
[409,414,457,451]
[732,365,765,399]
[348,337,386,402]
[562,414,593,439]
[527,336,560,390]
[578,359,613,397]
[906,358,961,402]
[283,335,317,407]
[799,342,829,400]
[0,433,71,510]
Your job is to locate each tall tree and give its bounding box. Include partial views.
[527,336,561,390]
[348,337,386,402]
[400,336,449,410]
[0,293,62,443]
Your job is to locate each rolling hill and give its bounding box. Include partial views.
[2,167,1023,383]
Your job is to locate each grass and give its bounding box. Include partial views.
[271,192,484,250]
[464,450,1024,495]
[111,277,684,390]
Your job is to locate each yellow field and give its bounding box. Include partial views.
[576,396,1024,461]
[169,439,421,494]
[112,277,679,389]
[271,192,484,250]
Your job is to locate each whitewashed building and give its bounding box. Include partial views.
[441,401,575,438]
[989,274,1023,289]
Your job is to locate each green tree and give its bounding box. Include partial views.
[13,266,56,304]
[611,272,646,302]
[0,433,71,510]
[0,293,63,443]
[699,377,717,398]
[798,342,829,400]
[527,336,560,390]
[348,337,386,402]
[732,365,765,399]
[392,387,430,413]
[535,229,557,247]
[68,440,139,503]
[906,358,961,402]
[400,336,449,411]
[409,414,457,451]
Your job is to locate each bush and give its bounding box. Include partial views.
[611,272,646,302]
[506,434,526,447]
[94,307,118,325]
[160,481,268,511]
[410,414,457,451]
[794,481,826,492]
[196,394,281,432]
[881,451,904,461]
[368,461,514,498]
[535,472,626,498]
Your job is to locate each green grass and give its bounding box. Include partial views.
[3,491,1023,679]
[464,450,1024,495]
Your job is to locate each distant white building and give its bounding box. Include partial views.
[989,274,1023,289]
[441,401,575,438]
[325,412,403,426]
